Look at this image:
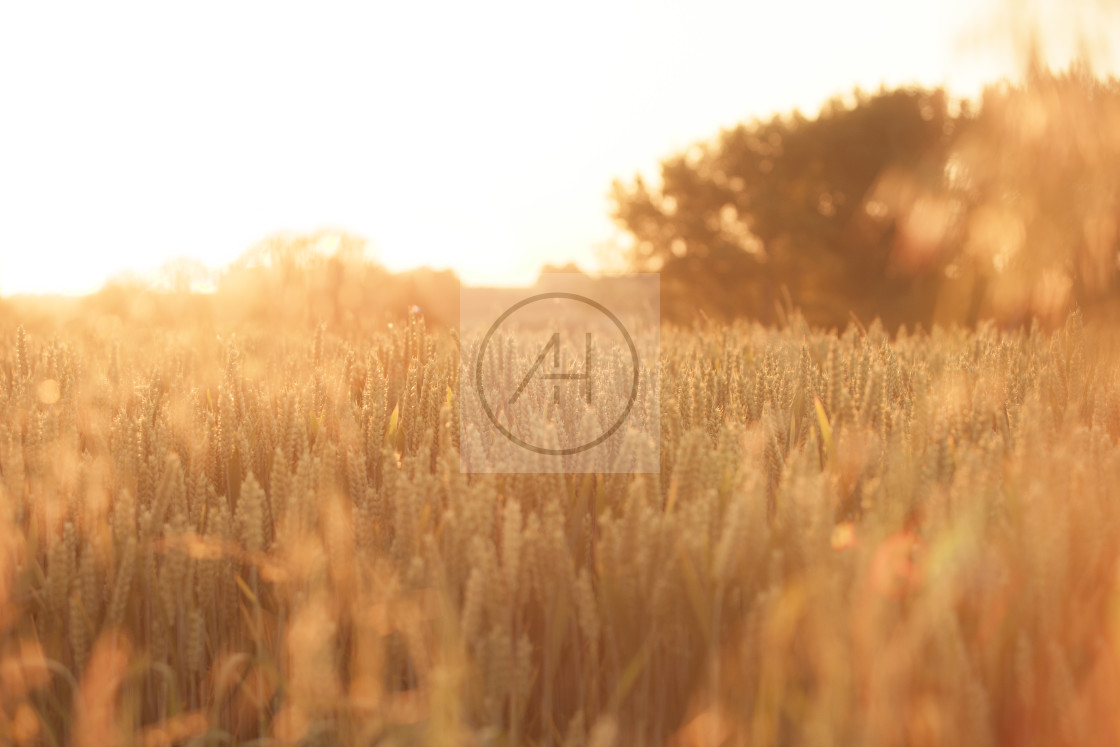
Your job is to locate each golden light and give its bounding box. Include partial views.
[0,0,1050,296]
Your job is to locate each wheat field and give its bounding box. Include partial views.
[1,308,1119,746]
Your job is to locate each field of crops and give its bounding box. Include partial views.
[1,308,1119,745]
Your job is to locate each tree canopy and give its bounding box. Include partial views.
[611,68,1120,328]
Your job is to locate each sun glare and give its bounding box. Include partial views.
[0,0,1051,296]
[7,2,1120,744]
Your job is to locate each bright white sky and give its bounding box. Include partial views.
[0,0,1095,295]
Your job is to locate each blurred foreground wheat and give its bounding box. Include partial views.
[1,310,1119,745]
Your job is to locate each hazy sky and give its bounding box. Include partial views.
[0,0,1071,294]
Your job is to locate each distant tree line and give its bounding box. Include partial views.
[63,232,460,338]
[610,65,1120,329]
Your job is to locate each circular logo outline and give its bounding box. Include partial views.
[474,292,640,456]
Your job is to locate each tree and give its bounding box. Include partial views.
[612,71,1120,329]
[611,87,962,328]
